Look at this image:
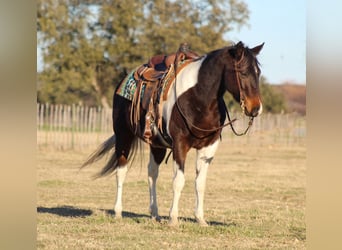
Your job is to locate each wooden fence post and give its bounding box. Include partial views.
[37,103,304,150]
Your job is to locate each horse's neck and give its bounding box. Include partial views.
[193,56,225,107]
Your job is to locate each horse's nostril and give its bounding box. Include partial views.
[251,106,260,117]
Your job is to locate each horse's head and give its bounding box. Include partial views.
[226,41,264,117]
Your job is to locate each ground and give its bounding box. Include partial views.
[37,134,306,249]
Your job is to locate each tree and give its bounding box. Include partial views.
[37,0,250,107]
[259,76,287,113]
[37,0,103,106]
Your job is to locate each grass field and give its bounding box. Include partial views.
[37,133,306,249]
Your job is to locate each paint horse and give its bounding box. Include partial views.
[82,41,264,226]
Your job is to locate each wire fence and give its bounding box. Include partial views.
[37,103,306,151]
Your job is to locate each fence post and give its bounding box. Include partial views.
[71,104,76,149]
[37,103,304,150]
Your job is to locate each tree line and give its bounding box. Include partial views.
[37,0,286,113]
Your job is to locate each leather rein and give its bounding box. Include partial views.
[174,53,254,138]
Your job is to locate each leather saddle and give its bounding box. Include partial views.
[135,43,199,83]
[130,43,200,145]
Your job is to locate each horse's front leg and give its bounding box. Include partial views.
[195,139,220,226]
[148,147,166,221]
[169,160,185,226]
[168,143,189,226]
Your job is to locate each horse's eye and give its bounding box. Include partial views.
[241,72,248,78]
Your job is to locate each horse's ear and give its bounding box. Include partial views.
[229,41,244,61]
[251,43,264,56]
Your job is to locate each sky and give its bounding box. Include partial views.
[37,0,306,85]
[227,0,306,84]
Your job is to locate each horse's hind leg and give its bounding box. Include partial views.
[113,112,136,219]
[114,163,128,219]
[148,147,166,221]
[114,141,135,218]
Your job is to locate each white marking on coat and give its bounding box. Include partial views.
[114,165,128,218]
[194,139,220,225]
[163,57,206,134]
[169,161,185,225]
[148,151,159,219]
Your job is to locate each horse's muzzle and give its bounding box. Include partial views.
[244,101,263,117]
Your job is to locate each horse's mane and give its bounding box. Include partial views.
[236,44,261,72]
[203,43,260,73]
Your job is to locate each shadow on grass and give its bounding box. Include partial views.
[103,209,234,227]
[37,206,93,217]
[103,209,150,219]
[37,206,235,227]
[178,217,235,227]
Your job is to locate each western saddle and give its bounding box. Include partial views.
[128,43,200,146]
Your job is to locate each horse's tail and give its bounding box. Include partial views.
[81,134,141,178]
[81,135,118,178]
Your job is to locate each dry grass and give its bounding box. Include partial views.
[37,133,306,249]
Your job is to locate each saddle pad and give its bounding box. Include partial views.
[116,67,145,101]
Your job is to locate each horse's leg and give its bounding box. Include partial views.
[113,108,136,219]
[169,162,185,226]
[114,162,128,219]
[113,137,136,218]
[148,147,166,221]
[169,144,190,226]
[194,139,220,226]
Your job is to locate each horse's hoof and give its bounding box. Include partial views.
[168,218,179,227]
[196,218,209,227]
[151,215,161,222]
[199,221,209,227]
[114,213,122,219]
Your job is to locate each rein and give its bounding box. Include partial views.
[173,52,253,138]
[228,61,254,136]
[225,104,254,136]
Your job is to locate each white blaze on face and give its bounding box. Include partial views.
[162,56,206,134]
[258,101,263,116]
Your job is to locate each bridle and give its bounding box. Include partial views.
[227,60,254,136]
[174,50,254,138]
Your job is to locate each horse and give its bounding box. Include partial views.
[82,41,264,226]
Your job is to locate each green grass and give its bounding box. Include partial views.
[37,140,306,249]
